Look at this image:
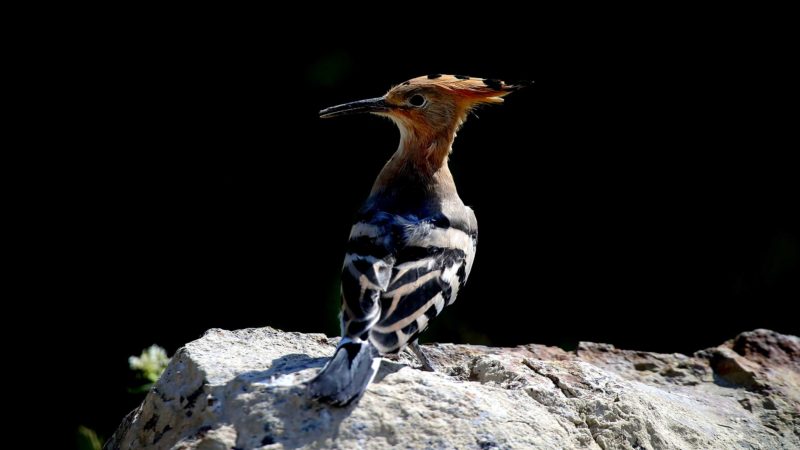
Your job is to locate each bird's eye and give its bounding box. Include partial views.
[408,94,426,107]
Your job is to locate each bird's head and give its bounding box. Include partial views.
[320,74,529,149]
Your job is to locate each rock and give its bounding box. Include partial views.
[105,328,800,450]
[732,328,800,370]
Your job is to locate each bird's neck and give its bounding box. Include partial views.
[370,123,459,198]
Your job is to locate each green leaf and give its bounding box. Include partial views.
[77,425,102,450]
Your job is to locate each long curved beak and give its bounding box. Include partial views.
[319,97,391,118]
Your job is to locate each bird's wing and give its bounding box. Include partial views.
[339,218,396,340]
[368,215,477,354]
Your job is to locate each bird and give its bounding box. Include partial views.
[308,74,528,406]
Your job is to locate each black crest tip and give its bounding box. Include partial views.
[483,78,503,90]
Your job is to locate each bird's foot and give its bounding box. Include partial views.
[409,341,437,372]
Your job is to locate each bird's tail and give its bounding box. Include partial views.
[308,338,380,406]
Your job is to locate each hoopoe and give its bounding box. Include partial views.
[309,74,527,405]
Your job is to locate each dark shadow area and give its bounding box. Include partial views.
[229,354,375,449]
[234,354,329,385]
[373,360,407,384]
[711,374,742,390]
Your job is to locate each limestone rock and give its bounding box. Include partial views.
[105,328,800,449]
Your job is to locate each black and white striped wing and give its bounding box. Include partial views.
[369,220,476,354]
[339,221,394,340]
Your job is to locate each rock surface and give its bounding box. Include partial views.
[105,328,800,449]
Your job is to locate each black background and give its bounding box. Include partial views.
[43,18,796,447]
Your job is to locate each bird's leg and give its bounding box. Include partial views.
[409,341,436,372]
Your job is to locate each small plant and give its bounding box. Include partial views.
[128,344,170,393]
[77,425,102,450]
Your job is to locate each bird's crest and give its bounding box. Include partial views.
[389,74,530,104]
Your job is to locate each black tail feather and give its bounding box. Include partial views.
[308,340,379,406]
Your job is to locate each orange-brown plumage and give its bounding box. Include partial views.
[382,75,522,158]
[338,74,526,189]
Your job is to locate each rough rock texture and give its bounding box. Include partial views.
[106,328,799,450]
